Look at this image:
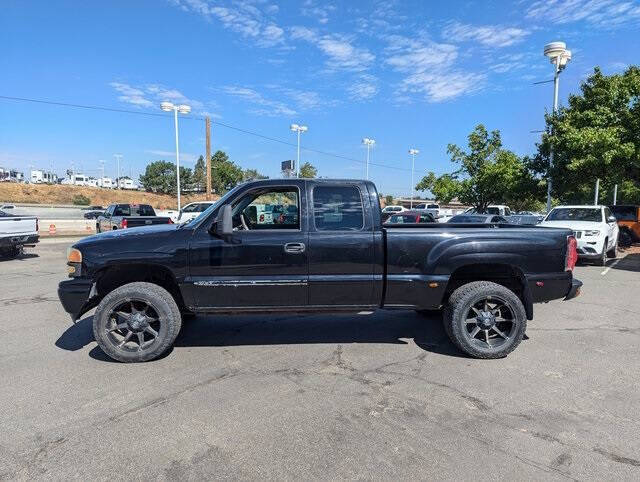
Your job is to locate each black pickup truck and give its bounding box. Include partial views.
[96,203,173,232]
[58,179,582,362]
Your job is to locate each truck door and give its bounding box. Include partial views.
[307,183,377,308]
[187,182,309,309]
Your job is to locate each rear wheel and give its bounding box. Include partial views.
[93,282,182,362]
[443,281,526,359]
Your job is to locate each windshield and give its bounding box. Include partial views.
[448,215,486,223]
[546,208,602,222]
[181,186,243,228]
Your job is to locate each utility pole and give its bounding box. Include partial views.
[408,148,419,209]
[99,160,105,187]
[205,116,211,200]
[613,184,618,205]
[594,178,600,205]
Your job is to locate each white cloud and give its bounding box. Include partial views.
[110,82,214,115]
[526,0,640,27]
[301,0,336,24]
[221,86,297,116]
[290,25,317,42]
[443,22,530,47]
[384,38,485,102]
[109,82,154,108]
[145,149,197,162]
[347,74,379,100]
[170,0,285,47]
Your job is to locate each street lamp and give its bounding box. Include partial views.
[290,123,308,178]
[113,154,122,189]
[408,148,419,209]
[362,138,375,180]
[543,41,571,212]
[161,101,191,210]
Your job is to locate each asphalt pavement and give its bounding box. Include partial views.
[1,239,639,480]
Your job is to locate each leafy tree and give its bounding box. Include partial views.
[416,125,536,212]
[384,194,394,205]
[299,162,317,178]
[243,168,268,181]
[210,150,244,194]
[193,155,206,191]
[72,194,90,206]
[533,66,640,204]
[139,160,193,194]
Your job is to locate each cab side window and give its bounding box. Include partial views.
[232,188,300,230]
[313,186,364,231]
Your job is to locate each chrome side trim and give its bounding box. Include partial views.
[193,279,308,287]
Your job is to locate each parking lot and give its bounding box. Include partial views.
[1,239,639,480]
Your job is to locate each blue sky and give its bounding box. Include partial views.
[2,0,639,196]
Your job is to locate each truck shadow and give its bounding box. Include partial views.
[611,253,640,272]
[56,311,469,361]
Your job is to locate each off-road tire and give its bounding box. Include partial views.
[443,281,527,359]
[93,282,182,362]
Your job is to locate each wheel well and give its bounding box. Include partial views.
[95,264,187,311]
[445,263,528,310]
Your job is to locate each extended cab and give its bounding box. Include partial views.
[58,179,582,362]
[96,204,173,232]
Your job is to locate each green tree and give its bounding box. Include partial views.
[533,66,640,204]
[139,160,193,194]
[243,168,268,181]
[416,125,536,212]
[299,162,317,178]
[210,150,244,194]
[193,155,206,192]
[384,194,394,205]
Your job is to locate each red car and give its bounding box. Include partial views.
[385,211,435,224]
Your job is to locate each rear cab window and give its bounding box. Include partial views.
[313,185,364,231]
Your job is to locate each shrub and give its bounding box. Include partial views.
[72,194,91,206]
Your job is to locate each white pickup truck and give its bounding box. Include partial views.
[0,210,39,258]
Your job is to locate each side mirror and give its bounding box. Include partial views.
[607,215,617,223]
[211,204,233,237]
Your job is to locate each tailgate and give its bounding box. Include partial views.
[126,217,170,227]
[0,216,37,235]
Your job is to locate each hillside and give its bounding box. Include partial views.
[0,183,218,209]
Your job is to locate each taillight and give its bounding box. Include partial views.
[566,235,577,271]
[121,218,128,229]
[168,218,173,224]
[259,214,264,222]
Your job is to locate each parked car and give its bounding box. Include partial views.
[385,211,435,224]
[96,204,173,232]
[382,205,407,214]
[608,205,640,246]
[58,179,582,363]
[176,201,216,224]
[0,204,15,210]
[83,210,104,220]
[82,205,104,211]
[540,205,619,265]
[0,210,38,258]
[448,214,510,224]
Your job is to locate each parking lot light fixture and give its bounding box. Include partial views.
[161,101,191,210]
[290,124,308,178]
[543,41,572,213]
[362,138,375,180]
[408,148,419,209]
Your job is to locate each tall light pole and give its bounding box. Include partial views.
[408,148,419,209]
[362,138,375,180]
[290,123,308,178]
[99,160,105,187]
[161,101,191,210]
[543,41,572,212]
[113,154,122,189]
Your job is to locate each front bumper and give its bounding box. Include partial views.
[58,278,96,322]
[576,237,604,257]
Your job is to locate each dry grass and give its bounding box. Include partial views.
[0,183,218,209]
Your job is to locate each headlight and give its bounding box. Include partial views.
[67,247,82,263]
[67,248,82,277]
[584,230,600,236]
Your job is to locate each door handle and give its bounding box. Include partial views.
[284,242,305,254]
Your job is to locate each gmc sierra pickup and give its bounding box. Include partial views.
[58,179,582,362]
[96,204,173,232]
[0,210,39,259]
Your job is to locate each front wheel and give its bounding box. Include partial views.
[596,242,607,266]
[443,281,526,359]
[606,237,618,259]
[93,282,182,362]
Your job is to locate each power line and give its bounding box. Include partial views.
[0,94,433,174]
